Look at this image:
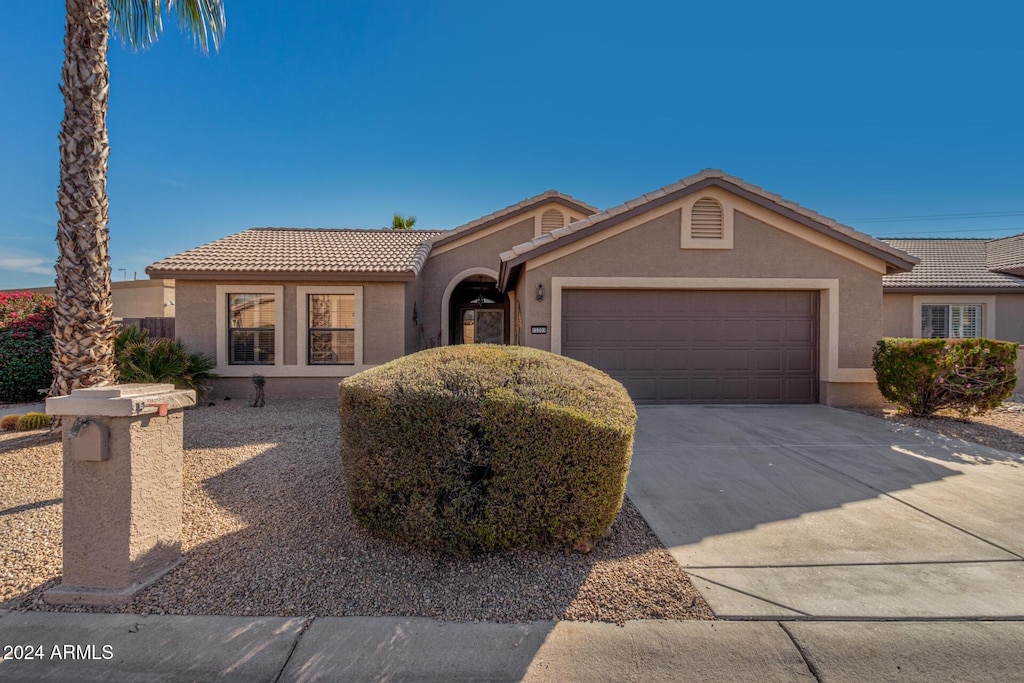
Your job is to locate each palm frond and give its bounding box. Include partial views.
[108,0,162,50]
[107,0,225,53]
[170,0,225,53]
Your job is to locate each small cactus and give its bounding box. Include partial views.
[251,374,266,408]
[1,414,21,432]
[16,412,51,431]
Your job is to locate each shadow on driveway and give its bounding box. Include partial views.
[627,404,1024,619]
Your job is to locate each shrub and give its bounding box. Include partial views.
[16,412,51,431]
[114,327,218,401]
[1,414,20,431]
[0,292,55,404]
[873,337,1018,417]
[338,344,637,555]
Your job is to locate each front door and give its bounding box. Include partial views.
[462,308,504,344]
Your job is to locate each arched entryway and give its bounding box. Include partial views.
[446,274,509,345]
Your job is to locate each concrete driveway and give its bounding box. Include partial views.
[627,405,1024,619]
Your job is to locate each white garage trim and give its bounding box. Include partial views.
[549,277,875,384]
[440,267,499,346]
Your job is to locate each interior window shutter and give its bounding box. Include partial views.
[956,305,981,338]
[691,198,724,239]
[921,305,948,338]
[541,209,564,235]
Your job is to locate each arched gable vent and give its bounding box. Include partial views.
[541,208,565,235]
[690,198,724,239]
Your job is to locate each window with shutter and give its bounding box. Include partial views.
[951,304,980,338]
[540,208,564,235]
[920,304,982,338]
[228,293,276,364]
[691,198,724,239]
[921,305,949,338]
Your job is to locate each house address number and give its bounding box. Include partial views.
[530,326,548,334]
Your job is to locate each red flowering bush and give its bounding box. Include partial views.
[0,292,55,403]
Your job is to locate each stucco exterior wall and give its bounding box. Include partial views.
[60,412,183,591]
[175,279,217,359]
[883,291,1024,343]
[993,295,1024,343]
[175,279,406,396]
[519,209,886,371]
[404,277,424,354]
[205,376,344,401]
[881,292,915,338]
[7,279,175,318]
[418,216,536,345]
[112,280,176,319]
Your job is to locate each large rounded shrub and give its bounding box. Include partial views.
[338,344,636,554]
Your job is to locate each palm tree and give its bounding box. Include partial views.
[390,212,417,230]
[52,0,225,396]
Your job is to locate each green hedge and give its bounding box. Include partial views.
[338,344,637,554]
[873,337,1018,417]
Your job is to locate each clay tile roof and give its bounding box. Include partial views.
[881,237,1024,289]
[430,190,599,248]
[985,233,1024,276]
[147,228,445,277]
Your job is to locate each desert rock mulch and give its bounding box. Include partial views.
[0,399,713,623]
[847,397,1024,458]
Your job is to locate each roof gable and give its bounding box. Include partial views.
[986,233,1024,276]
[498,170,918,290]
[430,190,598,250]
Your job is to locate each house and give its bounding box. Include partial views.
[880,236,1024,341]
[1,279,176,319]
[148,170,943,406]
[880,235,1024,386]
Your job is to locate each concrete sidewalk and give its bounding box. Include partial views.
[2,610,1023,682]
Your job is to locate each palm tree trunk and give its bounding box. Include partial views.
[52,0,117,396]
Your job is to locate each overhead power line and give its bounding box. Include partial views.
[843,210,1024,224]
[875,226,1024,237]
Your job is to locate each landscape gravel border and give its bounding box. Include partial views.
[1,398,713,623]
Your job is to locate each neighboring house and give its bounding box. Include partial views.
[880,235,1024,385]
[880,236,1024,342]
[1,279,176,319]
[148,170,924,406]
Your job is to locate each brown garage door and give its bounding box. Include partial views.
[561,289,818,403]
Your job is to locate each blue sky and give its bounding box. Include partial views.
[2,1,1023,289]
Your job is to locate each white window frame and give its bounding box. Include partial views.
[216,285,285,373]
[912,295,996,340]
[297,286,364,369]
[680,191,734,250]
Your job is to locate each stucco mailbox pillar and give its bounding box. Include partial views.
[44,383,196,605]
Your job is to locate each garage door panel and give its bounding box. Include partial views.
[786,349,816,372]
[562,289,818,403]
[752,349,783,371]
[785,378,817,401]
[718,350,751,372]
[591,349,628,372]
[754,320,785,342]
[751,378,783,400]
[786,320,815,342]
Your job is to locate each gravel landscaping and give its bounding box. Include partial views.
[847,396,1024,458]
[0,398,713,623]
